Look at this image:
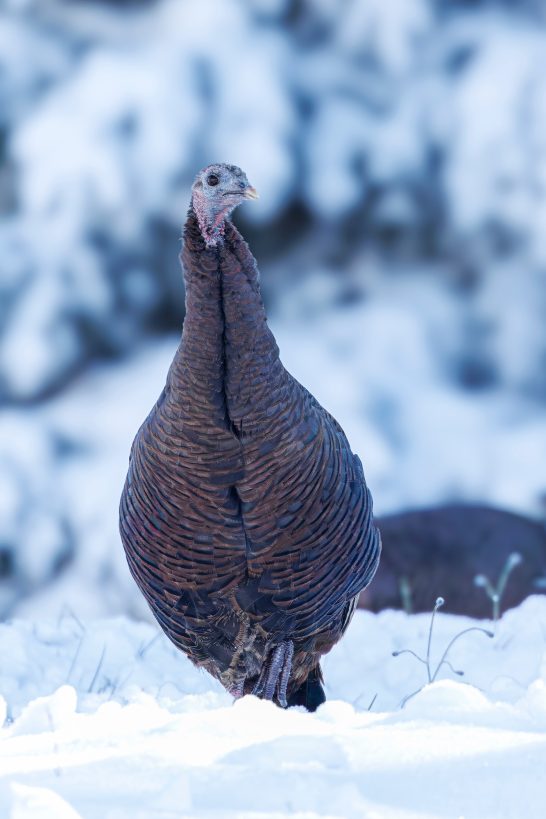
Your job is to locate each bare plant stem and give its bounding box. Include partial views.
[431,627,493,682]
[474,552,522,624]
[88,644,107,693]
[426,598,444,682]
[393,596,494,708]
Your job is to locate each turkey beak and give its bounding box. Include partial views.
[244,186,259,200]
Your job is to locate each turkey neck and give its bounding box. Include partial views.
[166,207,287,439]
[164,207,229,433]
[219,217,288,437]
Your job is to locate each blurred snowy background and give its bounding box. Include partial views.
[1,0,545,621]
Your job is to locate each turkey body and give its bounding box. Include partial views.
[120,209,380,707]
[360,504,546,617]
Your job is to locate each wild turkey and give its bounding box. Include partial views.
[361,504,546,617]
[119,163,380,710]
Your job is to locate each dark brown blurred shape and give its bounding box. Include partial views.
[360,505,546,618]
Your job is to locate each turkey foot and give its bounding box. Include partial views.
[252,640,294,707]
[229,679,245,699]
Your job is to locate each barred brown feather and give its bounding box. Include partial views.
[119,206,381,706]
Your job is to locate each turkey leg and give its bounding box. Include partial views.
[252,640,294,707]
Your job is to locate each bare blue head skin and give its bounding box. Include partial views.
[191,163,259,247]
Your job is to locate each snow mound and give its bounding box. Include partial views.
[1,599,545,818]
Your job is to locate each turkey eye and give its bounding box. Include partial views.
[207,174,219,187]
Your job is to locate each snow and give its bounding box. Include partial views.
[1,0,294,399]
[2,3,546,810]
[3,0,546,399]
[443,20,546,254]
[1,599,546,818]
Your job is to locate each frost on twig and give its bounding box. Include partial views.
[474,551,522,623]
[393,597,494,708]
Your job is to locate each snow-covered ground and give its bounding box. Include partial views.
[1,597,546,818]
